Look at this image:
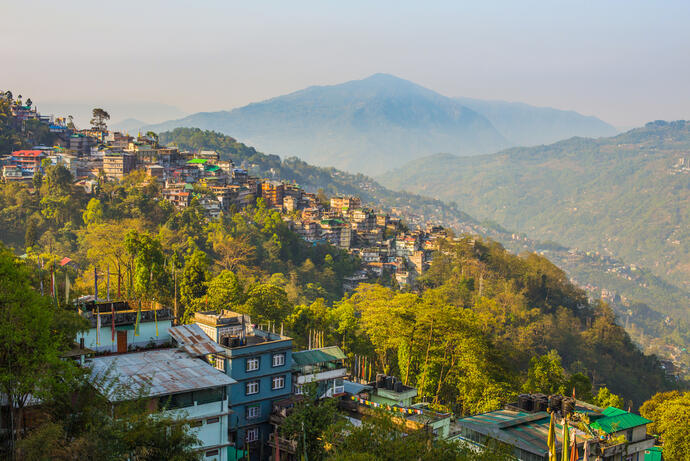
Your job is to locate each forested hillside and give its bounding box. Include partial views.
[160,127,690,360]
[0,142,679,412]
[380,121,690,306]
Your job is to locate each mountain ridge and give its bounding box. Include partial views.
[143,74,614,174]
[379,120,690,303]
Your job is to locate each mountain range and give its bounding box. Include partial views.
[143,74,616,174]
[379,121,690,301]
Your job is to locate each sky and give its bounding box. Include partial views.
[2,0,689,128]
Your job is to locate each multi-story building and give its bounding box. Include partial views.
[10,150,46,175]
[194,310,293,460]
[330,196,361,214]
[88,346,236,461]
[261,181,284,209]
[103,152,137,180]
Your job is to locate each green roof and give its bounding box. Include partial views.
[292,346,346,366]
[601,407,628,417]
[184,184,194,191]
[187,158,208,164]
[590,408,652,434]
[205,165,220,172]
[644,446,662,461]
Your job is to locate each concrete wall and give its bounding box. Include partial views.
[79,320,171,352]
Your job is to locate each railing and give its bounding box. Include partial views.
[267,432,297,453]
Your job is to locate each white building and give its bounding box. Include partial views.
[88,347,236,461]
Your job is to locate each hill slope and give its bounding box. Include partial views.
[147,74,513,174]
[379,121,690,299]
[454,97,617,145]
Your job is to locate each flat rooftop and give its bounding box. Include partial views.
[88,348,236,401]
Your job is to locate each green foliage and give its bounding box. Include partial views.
[0,245,86,454]
[327,410,513,461]
[593,387,625,409]
[640,391,690,461]
[380,122,690,318]
[522,350,567,395]
[280,384,339,461]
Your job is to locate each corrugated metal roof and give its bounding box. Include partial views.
[292,346,346,366]
[89,349,235,401]
[169,324,225,356]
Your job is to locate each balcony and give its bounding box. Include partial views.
[266,432,297,454]
[296,367,347,385]
[601,435,656,457]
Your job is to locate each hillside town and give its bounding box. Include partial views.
[0,100,678,461]
[0,103,444,290]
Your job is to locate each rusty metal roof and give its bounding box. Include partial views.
[88,349,235,401]
[169,324,225,356]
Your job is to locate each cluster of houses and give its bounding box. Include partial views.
[67,298,660,461]
[1,112,453,288]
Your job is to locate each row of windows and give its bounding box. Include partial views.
[161,388,225,410]
[245,375,286,395]
[245,352,285,372]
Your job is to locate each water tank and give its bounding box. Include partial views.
[376,374,385,388]
[534,394,549,412]
[548,395,562,413]
[518,394,533,411]
[562,397,575,416]
[394,381,403,393]
[385,377,393,390]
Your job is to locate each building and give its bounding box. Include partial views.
[261,181,284,208]
[330,196,361,213]
[88,347,236,461]
[10,150,46,175]
[103,152,136,180]
[453,394,656,461]
[76,298,173,353]
[194,310,293,460]
[291,346,347,398]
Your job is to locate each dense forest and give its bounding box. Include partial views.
[0,152,679,410]
[380,122,690,307]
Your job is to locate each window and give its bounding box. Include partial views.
[205,449,219,457]
[164,391,194,409]
[190,420,203,428]
[246,405,260,420]
[246,380,259,395]
[246,427,259,442]
[194,387,224,405]
[246,357,260,372]
[272,375,285,390]
[272,352,285,367]
[294,384,304,395]
[206,417,219,424]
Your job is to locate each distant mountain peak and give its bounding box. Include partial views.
[143,75,616,173]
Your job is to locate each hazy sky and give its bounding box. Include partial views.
[2,0,689,127]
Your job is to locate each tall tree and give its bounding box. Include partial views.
[0,245,85,456]
[90,108,110,131]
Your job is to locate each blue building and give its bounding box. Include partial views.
[195,310,293,460]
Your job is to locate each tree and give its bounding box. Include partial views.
[179,249,209,322]
[593,387,625,409]
[522,350,566,395]
[640,391,690,461]
[0,245,85,455]
[280,384,338,461]
[82,198,104,226]
[90,108,110,131]
[243,283,292,326]
[206,270,245,310]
